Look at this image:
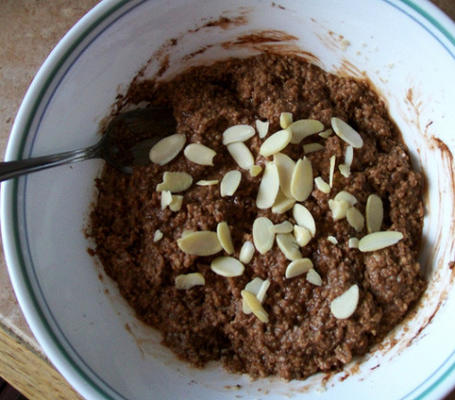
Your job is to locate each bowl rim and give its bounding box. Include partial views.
[1,0,455,399]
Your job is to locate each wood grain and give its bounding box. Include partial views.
[0,325,81,400]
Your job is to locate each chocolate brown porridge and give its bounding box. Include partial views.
[88,54,426,379]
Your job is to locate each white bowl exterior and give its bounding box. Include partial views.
[2,0,455,399]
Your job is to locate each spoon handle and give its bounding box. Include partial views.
[0,145,99,182]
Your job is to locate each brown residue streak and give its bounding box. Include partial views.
[313,21,351,53]
[123,323,146,358]
[296,50,321,66]
[336,59,366,79]
[271,2,286,9]
[223,384,242,390]
[189,15,248,33]
[429,137,455,276]
[329,31,345,41]
[370,364,380,370]
[405,88,424,132]
[430,137,454,165]
[322,372,334,385]
[258,45,320,66]
[156,54,170,78]
[230,30,298,45]
[295,384,310,393]
[182,45,214,62]
[339,373,349,382]
[429,137,455,220]
[221,31,322,67]
[407,300,442,347]
[406,87,414,103]
[422,164,430,214]
[375,336,398,352]
[204,15,247,29]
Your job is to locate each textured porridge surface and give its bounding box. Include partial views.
[89,54,425,379]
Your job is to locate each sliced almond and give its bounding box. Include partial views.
[366,194,383,233]
[249,165,263,177]
[272,190,296,214]
[329,155,336,187]
[306,269,322,286]
[223,124,255,145]
[256,162,280,209]
[156,171,193,193]
[161,190,173,210]
[211,256,244,277]
[271,220,293,234]
[217,222,234,255]
[241,290,269,322]
[276,233,302,260]
[330,284,359,319]
[303,143,324,154]
[289,119,324,144]
[177,231,222,256]
[149,133,186,165]
[274,153,295,198]
[331,117,364,148]
[153,229,163,242]
[256,120,269,139]
[290,157,313,201]
[334,191,358,206]
[328,199,350,220]
[259,128,292,157]
[239,241,255,264]
[280,112,293,129]
[358,231,403,252]
[294,225,312,247]
[227,142,254,170]
[169,195,183,211]
[314,176,330,194]
[345,145,354,166]
[184,143,216,166]
[319,128,332,139]
[293,204,316,236]
[245,277,263,296]
[220,170,242,197]
[327,235,338,244]
[256,279,270,303]
[196,179,219,186]
[243,278,269,314]
[348,237,359,249]
[338,164,351,178]
[175,272,205,290]
[252,217,275,254]
[285,258,313,278]
[346,207,365,232]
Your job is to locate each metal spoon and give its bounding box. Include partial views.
[0,108,176,182]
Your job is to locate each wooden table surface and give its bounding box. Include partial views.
[0,1,454,399]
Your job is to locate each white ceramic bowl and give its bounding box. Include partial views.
[2,0,455,399]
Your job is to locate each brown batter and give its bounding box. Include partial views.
[89,54,426,379]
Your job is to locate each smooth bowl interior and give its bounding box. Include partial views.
[2,1,455,399]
